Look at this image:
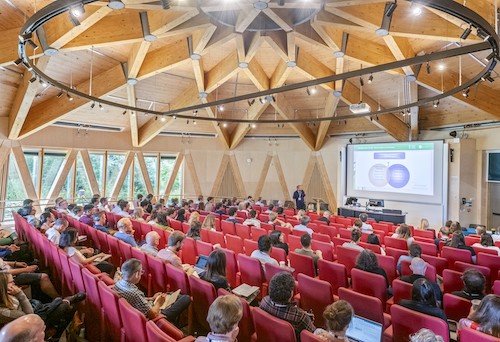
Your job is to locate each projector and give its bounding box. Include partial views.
[349,103,371,114]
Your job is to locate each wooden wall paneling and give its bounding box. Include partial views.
[184,152,203,197]
[46,149,78,204]
[135,151,154,195]
[109,151,134,200]
[254,153,272,198]
[79,150,100,195]
[272,154,292,202]
[210,154,229,197]
[229,153,246,198]
[163,152,184,200]
[315,153,338,213]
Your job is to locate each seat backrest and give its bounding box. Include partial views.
[145,321,176,342]
[261,222,274,232]
[237,254,264,287]
[472,246,498,256]
[220,248,239,287]
[106,235,122,266]
[251,227,267,241]
[312,232,330,243]
[252,307,297,342]
[351,268,387,306]
[243,239,258,256]
[235,223,251,239]
[421,254,449,277]
[165,263,190,295]
[221,220,236,235]
[297,274,333,328]
[269,246,287,263]
[400,259,437,282]
[391,279,413,305]
[68,258,86,293]
[300,330,323,342]
[459,327,499,342]
[150,226,167,250]
[358,242,382,254]
[189,276,217,331]
[146,254,168,293]
[217,288,254,342]
[442,246,472,268]
[417,241,438,256]
[96,230,110,254]
[287,235,302,252]
[390,304,450,342]
[264,262,291,283]
[289,251,316,278]
[130,248,151,293]
[317,259,347,296]
[477,253,500,282]
[98,281,123,342]
[117,239,133,263]
[226,234,244,255]
[169,219,182,232]
[443,293,472,323]
[494,280,500,295]
[336,246,361,276]
[339,228,352,240]
[322,226,337,240]
[338,287,385,326]
[118,298,147,342]
[443,269,464,294]
[464,235,481,246]
[81,268,103,341]
[384,236,408,250]
[376,254,396,284]
[208,230,226,247]
[414,229,435,240]
[454,261,491,286]
[196,239,214,257]
[311,240,334,261]
[180,237,197,265]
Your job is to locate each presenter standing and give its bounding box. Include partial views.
[293,185,306,210]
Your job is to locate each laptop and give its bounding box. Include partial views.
[346,315,383,342]
[193,255,209,274]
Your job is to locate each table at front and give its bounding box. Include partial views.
[337,207,406,224]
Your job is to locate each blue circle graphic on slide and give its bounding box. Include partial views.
[387,164,410,188]
[368,164,388,187]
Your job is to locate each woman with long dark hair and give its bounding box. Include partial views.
[400,278,447,322]
[459,294,500,338]
[199,249,230,291]
[447,231,476,263]
[355,249,389,288]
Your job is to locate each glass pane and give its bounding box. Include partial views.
[75,154,92,205]
[144,155,158,197]
[41,152,65,200]
[24,151,39,192]
[159,156,183,199]
[133,157,148,200]
[89,152,104,193]
[59,165,74,201]
[117,168,131,201]
[4,154,27,221]
[106,153,126,197]
[171,164,183,198]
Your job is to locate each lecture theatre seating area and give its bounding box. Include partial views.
[12,205,500,342]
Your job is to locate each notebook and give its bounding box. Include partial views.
[153,289,181,310]
[193,255,209,274]
[346,315,383,342]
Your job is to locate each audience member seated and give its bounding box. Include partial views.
[435,220,452,246]
[56,199,70,214]
[294,209,306,221]
[93,211,111,235]
[350,219,362,231]
[446,231,476,263]
[0,223,16,247]
[176,209,186,223]
[226,208,238,224]
[154,212,172,232]
[195,295,243,342]
[201,214,216,231]
[18,206,40,229]
[243,210,261,228]
[157,231,195,275]
[133,194,144,210]
[268,212,293,231]
[451,269,486,301]
[45,218,68,245]
[250,235,279,270]
[214,202,225,215]
[132,208,146,222]
[97,197,110,212]
[314,300,354,342]
[418,218,430,231]
[400,278,447,322]
[392,224,415,247]
[255,197,265,208]
[472,233,500,255]
[59,228,114,275]
[205,197,215,212]
[317,211,331,225]
[458,294,500,338]
[259,272,315,340]
[367,233,386,255]
[410,328,444,342]
[38,212,54,234]
[70,205,83,220]
[294,234,322,276]
[0,314,46,342]
[238,202,251,215]
[79,204,95,227]
[359,213,373,234]
[265,204,274,214]
[188,212,200,225]
[270,230,289,255]
[114,218,138,248]
[199,250,231,291]
[113,258,191,327]
[140,231,160,256]
[147,210,159,225]
[397,243,421,274]
[342,228,364,252]
[116,200,131,217]
[294,216,313,236]
[111,200,123,214]
[400,258,442,305]
[0,273,84,337]
[187,221,202,241]
[355,249,389,289]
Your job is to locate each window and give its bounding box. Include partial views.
[133,156,148,199]
[4,155,26,220]
[40,152,66,200]
[159,155,183,199]
[144,155,158,197]
[89,152,105,192]
[106,153,126,198]
[117,168,131,201]
[24,151,40,192]
[59,165,74,200]
[75,154,92,204]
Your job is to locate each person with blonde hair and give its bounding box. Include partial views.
[314,300,354,341]
[188,211,200,225]
[410,328,444,342]
[132,207,145,222]
[268,212,293,231]
[419,218,430,231]
[195,295,243,342]
[201,214,216,231]
[392,224,415,247]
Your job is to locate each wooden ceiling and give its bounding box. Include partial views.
[2,0,500,151]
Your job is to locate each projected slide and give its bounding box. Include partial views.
[352,142,434,196]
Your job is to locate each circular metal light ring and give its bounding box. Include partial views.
[18,0,499,124]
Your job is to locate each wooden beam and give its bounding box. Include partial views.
[184,152,202,197]
[315,93,340,150]
[127,85,139,147]
[254,153,272,198]
[229,102,269,149]
[310,19,342,51]
[273,154,292,201]
[383,35,415,76]
[316,154,338,213]
[204,51,239,93]
[79,150,100,195]
[135,151,154,195]
[296,49,335,91]
[202,97,231,150]
[191,24,217,54]
[8,56,51,140]
[270,59,292,89]
[46,149,79,202]
[0,27,21,66]
[137,38,190,79]
[164,153,184,199]
[235,8,260,33]
[0,141,11,168]
[210,154,229,197]
[301,155,317,195]
[128,41,152,79]
[262,8,293,32]
[11,145,41,213]
[262,32,288,61]
[271,94,317,151]
[192,59,205,93]
[244,59,270,91]
[228,154,246,198]
[18,64,126,139]
[110,152,134,200]
[236,32,262,63]
[204,25,238,53]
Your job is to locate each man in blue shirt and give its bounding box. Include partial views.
[93,211,110,235]
[226,207,239,224]
[293,216,313,236]
[292,185,306,210]
[114,218,138,247]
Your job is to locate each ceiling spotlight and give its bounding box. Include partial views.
[70,3,85,17]
[173,115,176,119]
[433,100,439,108]
[67,92,73,101]
[462,88,470,98]
[251,123,257,129]
[161,116,166,122]
[259,97,266,104]
[484,52,495,62]
[426,62,431,74]
[412,6,422,16]
[14,58,23,66]
[108,0,125,10]
[90,102,95,109]
[218,105,224,112]
[460,26,472,40]
[481,72,495,82]
[247,99,255,106]
[223,122,228,128]
[122,110,127,115]
[368,74,374,84]
[437,63,445,71]
[40,80,48,88]
[155,116,158,121]
[99,103,104,110]
[359,77,364,87]
[57,91,64,98]
[186,119,189,124]
[160,0,171,9]
[310,87,317,95]
[29,76,37,83]
[193,110,198,115]
[193,120,197,125]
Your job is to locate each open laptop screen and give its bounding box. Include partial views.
[345,315,382,342]
[195,255,209,270]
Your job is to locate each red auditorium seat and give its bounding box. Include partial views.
[98,281,123,342]
[252,307,297,342]
[269,245,287,263]
[376,254,397,285]
[297,274,333,328]
[443,293,472,323]
[477,253,500,282]
[336,245,361,276]
[221,220,236,235]
[166,263,190,295]
[421,254,448,277]
[300,330,323,342]
[196,240,214,257]
[351,268,388,308]
[317,259,348,296]
[226,234,244,255]
[311,239,334,261]
[235,223,251,239]
[264,262,291,283]
[106,235,123,266]
[312,232,330,243]
[181,237,197,265]
[220,248,239,287]
[454,261,491,288]
[96,230,110,254]
[150,226,167,249]
[145,320,195,342]
[288,234,302,252]
[358,241,382,254]
[443,269,464,293]
[208,230,226,247]
[289,251,316,278]
[339,228,352,240]
[243,239,258,256]
[147,254,169,294]
[472,245,498,256]
[387,279,413,310]
[117,239,133,263]
[417,240,438,256]
[413,229,435,240]
[441,246,472,268]
[459,327,499,342]
[118,297,149,342]
[494,280,500,295]
[237,254,266,298]
[68,259,86,293]
[82,269,104,341]
[189,276,217,333]
[218,288,255,342]
[400,259,437,282]
[338,287,391,329]
[384,236,408,250]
